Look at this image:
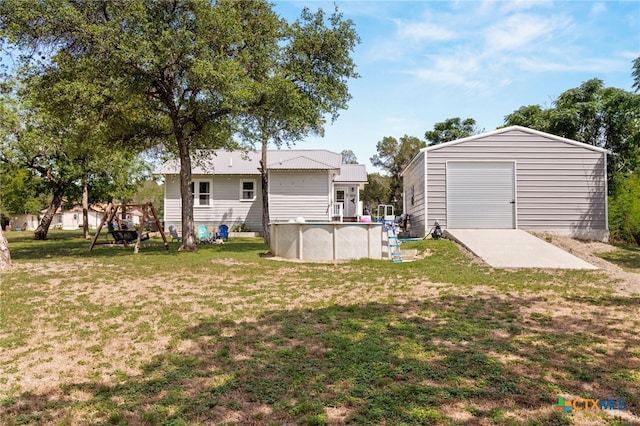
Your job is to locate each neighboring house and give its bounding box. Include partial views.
[157,149,368,232]
[9,214,39,231]
[69,204,109,229]
[39,204,108,230]
[402,126,608,241]
[42,206,80,230]
[123,206,145,227]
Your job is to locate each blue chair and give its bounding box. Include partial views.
[216,224,229,241]
[197,224,213,243]
[168,225,182,242]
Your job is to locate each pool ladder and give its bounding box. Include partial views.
[385,221,403,263]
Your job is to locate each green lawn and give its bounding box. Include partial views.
[1,230,638,425]
[597,245,640,273]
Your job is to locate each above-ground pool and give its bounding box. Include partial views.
[270,222,387,261]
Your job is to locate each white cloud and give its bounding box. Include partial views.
[395,20,457,42]
[500,0,553,13]
[405,53,484,89]
[364,1,630,94]
[590,3,607,16]
[484,13,571,53]
[515,56,631,73]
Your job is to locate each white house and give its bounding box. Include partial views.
[38,204,109,230]
[402,126,608,241]
[157,149,368,232]
[8,214,40,231]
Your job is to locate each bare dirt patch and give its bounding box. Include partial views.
[538,233,640,295]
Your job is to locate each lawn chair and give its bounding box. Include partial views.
[168,225,182,242]
[197,224,213,243]
[216,224,229,241]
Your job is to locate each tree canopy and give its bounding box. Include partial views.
[424,117,482,145]
[1,0,359,249]
[370,135,426,211]
[504,77,640,193]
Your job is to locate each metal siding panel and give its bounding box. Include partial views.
[402,153,426,237]
[447,162,515,228]
[269,170,330,222]
[424,130,607,232]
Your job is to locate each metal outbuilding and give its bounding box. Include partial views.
[401,126,608,241]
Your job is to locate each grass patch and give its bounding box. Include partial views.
[597,244,640,272]
[0,230,638,425]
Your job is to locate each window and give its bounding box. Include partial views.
[190,180,211,206]
[241,180,256,201]
[410,185,415,206]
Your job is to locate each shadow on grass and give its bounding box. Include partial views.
[597,245,640,272]
[5,230,269,262]
[2,295,638,425]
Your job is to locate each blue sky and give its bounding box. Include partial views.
[273,0,640,172]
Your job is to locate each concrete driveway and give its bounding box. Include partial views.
[444,229,597,269]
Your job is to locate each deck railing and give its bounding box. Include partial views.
[331,202,343,222]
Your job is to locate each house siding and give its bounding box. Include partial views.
[9,214,40,231]
[402,152,427,237]
[164,170,332,230]
[269,170,331,222]
[425,129,607,239]
[163,174,263,231]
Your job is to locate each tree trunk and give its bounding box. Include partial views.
[34,185,64,240]
[260,135,271,246]
[0,227,11,271]
[82,176,90,239]
[177,135,197,251]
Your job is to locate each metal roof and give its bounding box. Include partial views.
[267,155,338,170]
[422,125,609,154]
[402,125,609,176]
[156,149,367,183]
[335,164,368,183]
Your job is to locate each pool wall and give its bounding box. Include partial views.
[270,222,387,261]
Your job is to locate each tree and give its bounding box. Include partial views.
[360,172,391,212]
[370,135,426,212]
[633,56,640,93]
[504,77,640,193]
[502,105,550,129]
[1,0,360,250]
[424,117,482,145]
[215,5,358,246]
[608,171,640,244]
[0,162,46,217]
[0,227,10,271]
[0,84,83,239]
[341,149,358,164]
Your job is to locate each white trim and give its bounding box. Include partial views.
[513,161,518,229]
[239,179,256,201]
[603,151,609,231]
[423,151,428,237]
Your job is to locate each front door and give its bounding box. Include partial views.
[335,189,345,216]
[335,187,357,218]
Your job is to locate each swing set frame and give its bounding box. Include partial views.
[89,202,169,253]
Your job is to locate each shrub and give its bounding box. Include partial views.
[232,223,250,232]
[609,173,640,245]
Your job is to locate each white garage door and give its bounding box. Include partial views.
[447,162,515,228]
